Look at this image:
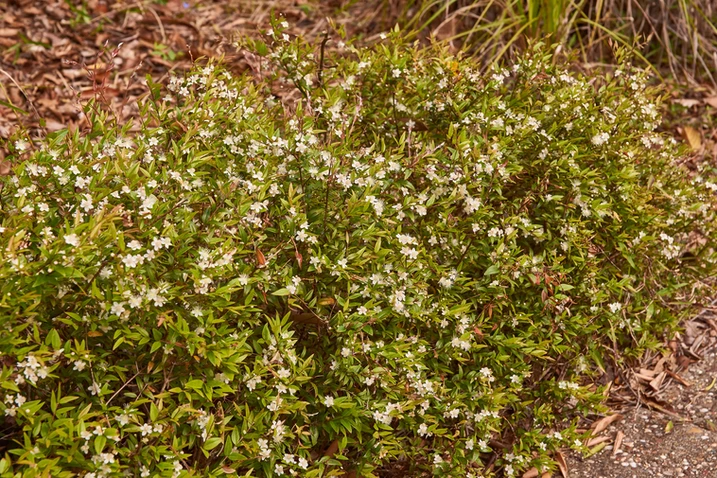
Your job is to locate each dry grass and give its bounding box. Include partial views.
[334,0,717,85]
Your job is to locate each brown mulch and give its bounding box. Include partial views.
[0,0,369,139]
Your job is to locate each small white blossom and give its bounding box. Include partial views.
[591,132,610,146]
[64,234,80,247]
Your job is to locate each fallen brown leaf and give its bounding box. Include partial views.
[612,430,624,456]
[704,96,717,109]
[664,370,692,387]
[45,119,67,132]
[586,435,612,447]
[554,449,569,478]
[255,248,266,267]
[591,414,623,435]
[676,355,692,370]
[648,371,666,391]
[0,160,11,176]
[523,467,540,478]
[673,98,701,108]
[638,368,658,378]
[683,125,702,151]
[323,439,339,458]
[642,397,682,418]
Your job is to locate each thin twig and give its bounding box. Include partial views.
[0,67,42,123]
[146,6,166,44]
[317,31,330,90]
[106,370,142,406]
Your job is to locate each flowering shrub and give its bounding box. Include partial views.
[1,23,716,478]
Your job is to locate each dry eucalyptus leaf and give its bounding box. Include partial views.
[554,450,569,478]
[612,430,624,456]
[0,159,12,176]
[522,467,540,478]
[673,98,701,108]
[586,435,612,447]
[649,371,666,391]
[683,126,702,151]
[591,414,623,435]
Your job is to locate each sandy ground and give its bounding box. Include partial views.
[569,342,717,478]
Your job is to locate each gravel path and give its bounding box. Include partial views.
[568,321,717,478]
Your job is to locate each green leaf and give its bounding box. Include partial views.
[203,437,223,451]
[150,402,159,422]
[185,379,204,390]
[46,329,61,349]
[94,434,106,454]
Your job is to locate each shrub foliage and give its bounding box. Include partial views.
[1,22,716,477]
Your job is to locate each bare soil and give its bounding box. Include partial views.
[568,315,717,478]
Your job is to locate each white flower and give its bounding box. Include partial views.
[323,396,335,407]
[88,382,101,396]
[246,375,261,391]
[464,196,481,214]
[487,227,504,238]
[591,132,610,146]
[396,233,417,245]
[400,247,419,260]
[608,302,622,314]
[151,236,172,250]
[122,254,144,269]
[64,234,80,247]
[366,195,384,215]
[116,413,130,426]
[110,302,126,316]
[480,367,495,382]
[80,194,93,212]
[267,397,282,412]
